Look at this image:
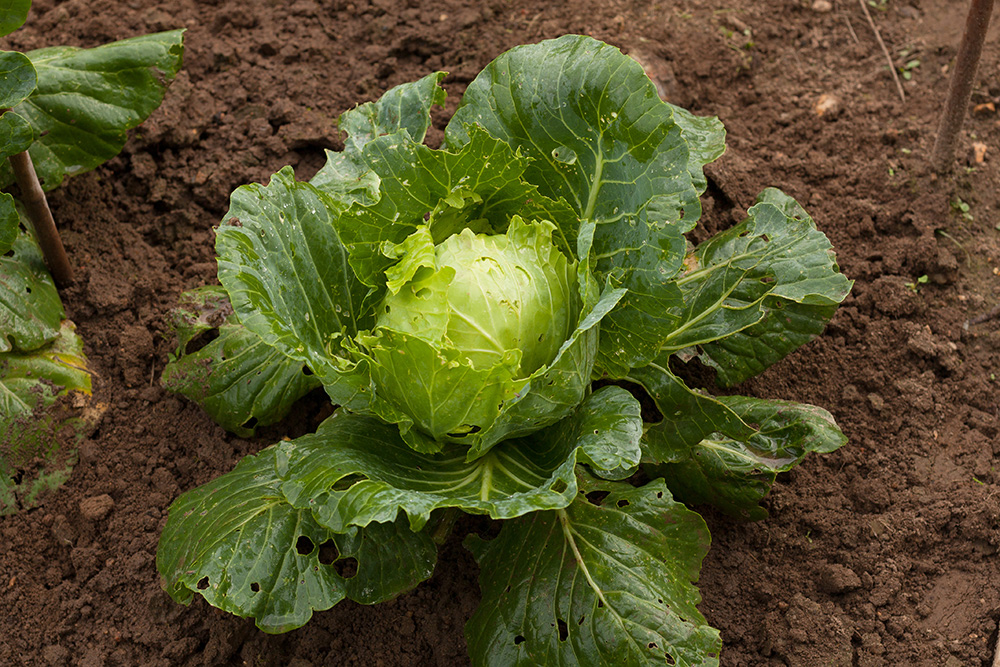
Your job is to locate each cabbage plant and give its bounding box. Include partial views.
[0,0,184,513]
[158,35,852,666]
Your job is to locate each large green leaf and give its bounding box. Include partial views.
[631,362,847,520]
[446,34,724,375]
[554,385,642,478]
[277,388,641,533]
[0,1,30,39]
[666,103,726,195]
[311,72,447,204]
[0,109,33,161]
[157,446,437,633]
[0,222,63,353]
[684,189,852,386]
[0,50,35,108]
[216,167,374,408]
[161,286,322,436]
[1,29,184,191]
[465,475,721,666]
[1,319,95,514]
[341,71,446,154]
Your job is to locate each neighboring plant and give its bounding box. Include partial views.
[158,35,852,665]
[932,0,995,171]
[0,1,184,514]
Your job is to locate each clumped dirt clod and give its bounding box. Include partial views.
[2,1,999,666]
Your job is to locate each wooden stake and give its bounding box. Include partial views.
[8,150,73,286]
[931,0,996,173]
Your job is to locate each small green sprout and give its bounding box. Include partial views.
[905,275,929,293]
[951,198,974,222]
[899,59,920,80]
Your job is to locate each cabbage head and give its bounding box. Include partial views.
[364,216,576,443]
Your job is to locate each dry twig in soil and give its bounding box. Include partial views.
[857,0,906,102]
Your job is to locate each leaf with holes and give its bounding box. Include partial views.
[310,71,447,205]
[277,386,641,533]
[157,34,852,667]
[465,475,721,666]
[676,188,853,386]
[0,319,99,515]
[631,362,847,520]
[216,166,376,410]
[157,445,437,633]
[160,286,322,437]
[0,223,63,354]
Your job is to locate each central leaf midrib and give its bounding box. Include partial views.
[582,135,605,223]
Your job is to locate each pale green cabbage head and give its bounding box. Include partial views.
[364,216,577,443]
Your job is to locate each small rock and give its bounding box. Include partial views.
[79,494,114,521]
[720,14,749,34]
[972,141,987,163]
[906,326,939,359]
[818,563,863,594]
[973,101,995,115]
[151,468,179,495]
[812,0,833,12]
[814,93,841,118]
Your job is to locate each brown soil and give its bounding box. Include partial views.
[2,0,999,665]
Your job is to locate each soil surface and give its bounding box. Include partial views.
[3,0,1000,665]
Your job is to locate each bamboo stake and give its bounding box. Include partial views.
[931,0,996,173]
[8,150,73,286]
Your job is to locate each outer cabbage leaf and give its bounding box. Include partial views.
[0,1,30,38]
[216,167,374,409]
[1,30,184,191]
[0,50,35,108]
[277,388,642,533]
[684,189,852,386]
[666,102,726,195]
[557,385,642,478]
[446,34,725,375]
[161,286,322,436]
[0,222,63,353]
[465,475,721,667]
[311,71,447,204]
[157,446,437,633]
[1,320,96,514]
[631,362,846,520]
